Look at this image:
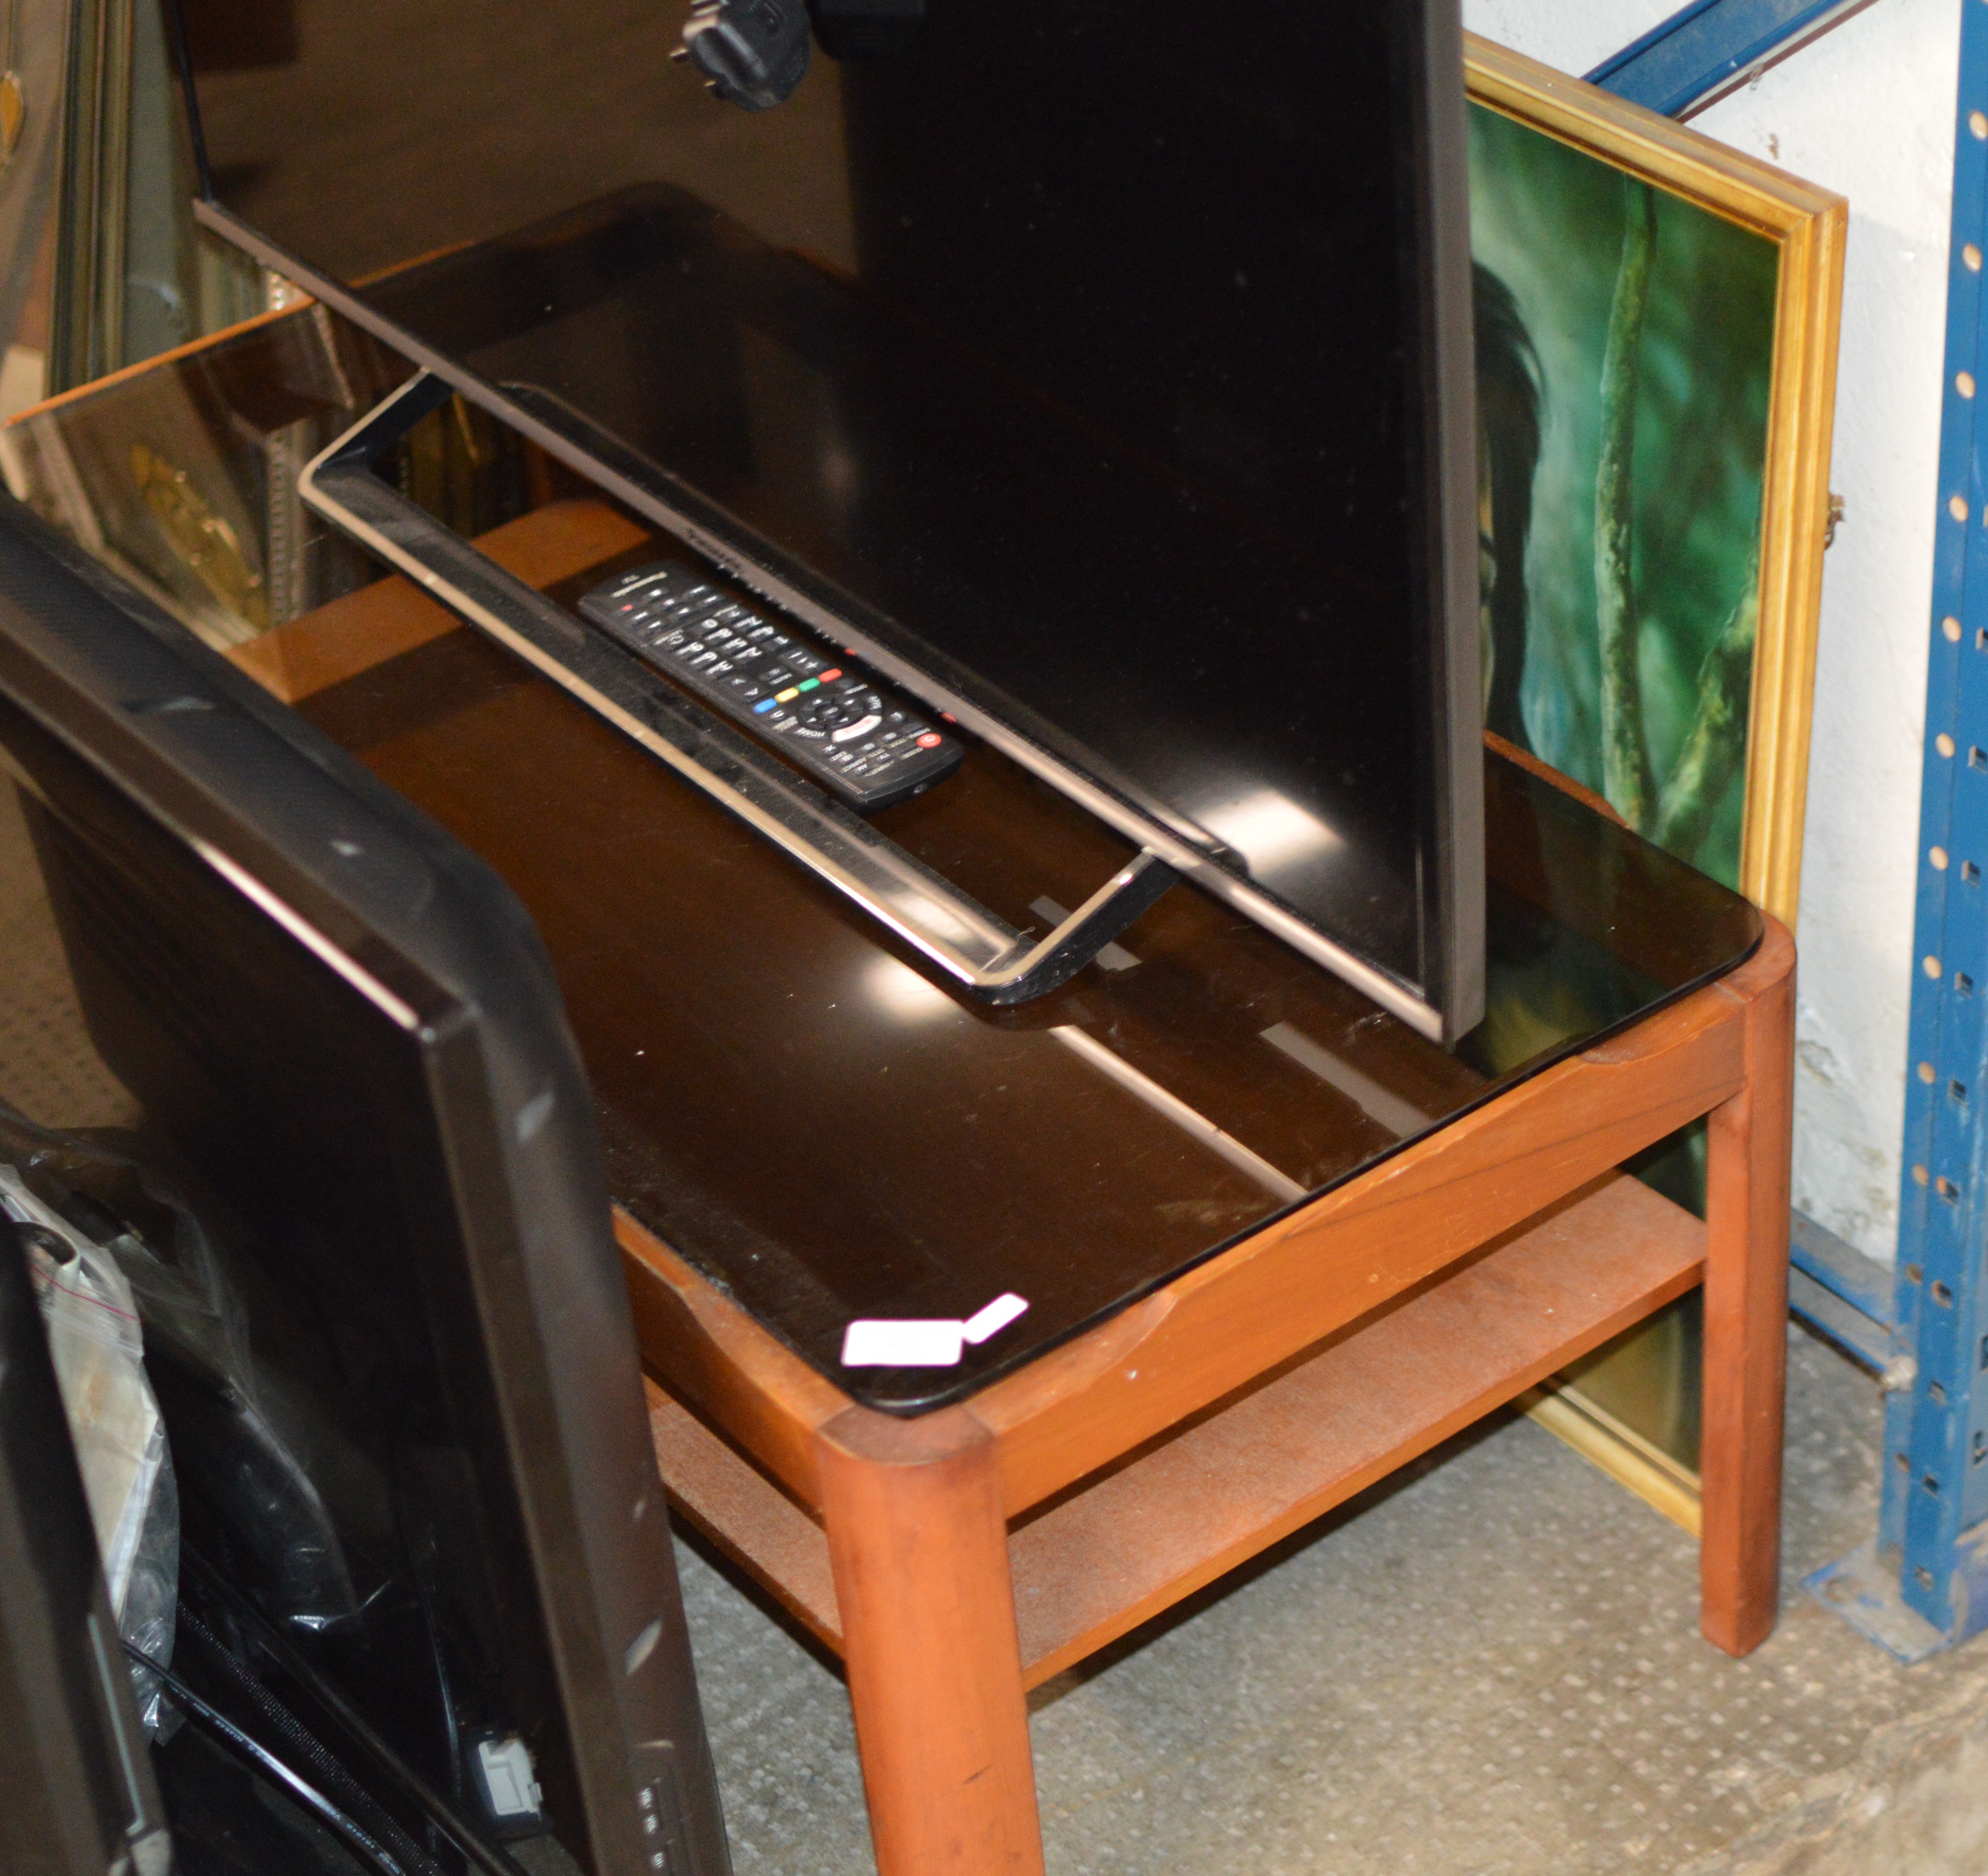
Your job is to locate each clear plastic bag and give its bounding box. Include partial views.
[3,1163,180,1733]
[0,1098,371,1639]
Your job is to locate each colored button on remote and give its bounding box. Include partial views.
[580,560,964,813]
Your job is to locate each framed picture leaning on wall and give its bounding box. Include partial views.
[1464,34,1845,1508]
[1467,32,1843,926]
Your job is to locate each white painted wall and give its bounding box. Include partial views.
[1466,0,1676,77]
[1463,0,1961,1265]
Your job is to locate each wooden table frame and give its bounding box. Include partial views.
[623,920,1793,1876]
[221,497,1794,1876]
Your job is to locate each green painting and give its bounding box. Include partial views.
[1469,100,1792,1471]
[1470,101,1781,893]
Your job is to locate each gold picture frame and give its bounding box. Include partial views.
[1465,36,1845,1523]
[1466,33,1845,926]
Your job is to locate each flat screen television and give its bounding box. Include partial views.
[167,0,1485,1041]
[0,500,731,1876]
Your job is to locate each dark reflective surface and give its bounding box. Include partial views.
[6,721,589,1822]
[297,582,1760,1410]
[177,0,1481,1025]
[0,506,731,1873]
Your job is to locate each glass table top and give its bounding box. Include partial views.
[4,306,1761,1410]
[295,590,1758,1409]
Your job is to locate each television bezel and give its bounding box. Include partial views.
[0,498,733,1876]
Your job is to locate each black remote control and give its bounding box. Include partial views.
[579,563,964,812]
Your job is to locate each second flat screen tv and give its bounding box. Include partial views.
[170,0,1486,1040]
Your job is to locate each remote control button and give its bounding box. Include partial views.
[582,562,962,811]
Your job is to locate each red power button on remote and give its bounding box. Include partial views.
[916,732,943,749]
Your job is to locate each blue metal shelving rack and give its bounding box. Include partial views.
[1800,0,1988,1662]
[1585,0,1881,117]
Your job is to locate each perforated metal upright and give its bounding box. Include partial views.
[1821,0,1988,1656]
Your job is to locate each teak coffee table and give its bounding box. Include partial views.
[213,489,1794,1876]
[0,268,1779,1865]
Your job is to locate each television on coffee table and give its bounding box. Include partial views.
[169,0,1484,1041]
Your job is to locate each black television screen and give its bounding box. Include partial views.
[169,0,1485,1041]
[0,501,731,1876]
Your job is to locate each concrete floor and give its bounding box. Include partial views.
[674,1326,1988,1875]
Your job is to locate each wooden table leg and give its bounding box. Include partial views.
[1699,919,1796,1656]
[816,1405,1045,1876]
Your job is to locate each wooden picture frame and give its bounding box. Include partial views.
[1465,33,1845,926]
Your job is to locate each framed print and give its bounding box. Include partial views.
[1466,33,1844,926]
[1464,34,1845,1504]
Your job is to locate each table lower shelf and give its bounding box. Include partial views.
[645,1166,1704,1689]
